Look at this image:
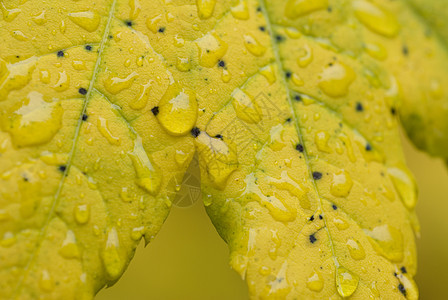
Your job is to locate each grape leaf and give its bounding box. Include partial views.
[0,0,437,299]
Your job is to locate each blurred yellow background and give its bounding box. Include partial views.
[97,134,447,300]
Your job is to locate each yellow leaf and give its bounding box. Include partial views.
[2,0,444,299]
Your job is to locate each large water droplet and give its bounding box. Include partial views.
[330,170,353,198]
[68,11,101,32]
[353,1,400,38]
[128,136,162,195]
[285,0,328,19]
[196,32,228,68]
[318,62,355,97]
[156,83,198,136]
[0,91,62,147]
[364,224,404,262]
[336,266,359,298]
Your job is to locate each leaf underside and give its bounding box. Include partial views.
[1,0,446,299]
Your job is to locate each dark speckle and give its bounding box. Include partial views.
[391,107,397,115]
[309,234,317,244]
[218,60,226,67]
[365,143,372,151]
[401,267,407,274]
[85,45,92,51]
[125,20,133,27]
[332,204,337,210]
[313,172,322,180]
[327,6,333,12]
[356,102,364,112]
[58,165,67,172]
[294,94,302,101]
[285,71,292,79]
[256,6,262,12]
[78,88,87,95]
[215,134,223,139]
[57,50,64,57]
[398,284,406,297]
[191,127,201,138]
[275,35,285,42]
[296,144,304,152]
[82,114,88,121]
[151,106,159,116]
[309,215,315,221]
[158,27,165,33]
[286,117,291,123]
[319,214,323,220]
[402,45,409,56]
[259,26,266,32]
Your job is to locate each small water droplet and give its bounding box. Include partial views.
[97,117,121,146]
[285,0,328,19]
[346,239,366,260]
[260,65,276,84]
[176,57,191,72]
[130,80,152,110]
[336,266,359,298]
[59,230,80,259]
[102,228,125,280]
[72,60,86,71]
[231,0,249,20]
[196,32,228,68]
[353,1,400,37]
[365,42,388,61]
[318,62,356,97]
[39,269,55,292]
[53,71,70,92]
[129,0,141,19]
[297,44,313,67]
[244,34,267,57]
[364,224,404,262]
[387,166,417,209]
[74,204,90,224]
[315,130,332,153]
[68,11,101,32]
[146,14,163,33]
[196,0,216,19]
[231,88,261,124]
[32,10,47,25]
[1,232,16,247]
[11,30,28,41]
[330,170,353,198]
[307,271,324,292]
[0,2,21,22]
[333,217,349,230]
[104,71,137,94]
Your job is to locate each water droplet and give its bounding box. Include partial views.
[97,117,121,145]
[38,69,50,84]
[74,204,90,224]
[330,170,353,198]
[231,0,249,20]
[39,269,54,292]
[365,42,388,61]
[196,0,216,19]
[146,14,163,33]
[195,132,238,189]
[315,130,332,153]
[196,32,228,68]
[32,10,47,25]
[129,0,141,19]
[53,70,70,92]
[297,44,313,67]
[1,232,16,247]
[131,226,144,241]
[387,167,417,210]
[124,59,131,68]
[156,83,198,136]
[244,34,267,57]
[429,79,443,99]
[68,11,101,32]
[369,281,380,298]
[260,65,276,84]
[262,262,291,298]
[102,227,125,280]
[0,91,62,147]
[0,2,21,22]
[72,60,86,71]
[285,0,328,19]
[353,1,400,37]
[307,271,324,292]
[104,72,137,95]
[59,230,80,259]
[176,57,191,72]
[346,239,366,260]
[11,30,28,41]
[364,224,404,262]
[130,80,152,110]
[128,136,162,195]
[60,20,66,33]
[291,73,304,87]
[0,57,36,100]
[231,88,261,124]
[333,217,349,230]
[318,62,355,97]
[268,171,310,209]
[221,69,232,83]
[336,266,359,298]
[243,173,296,222]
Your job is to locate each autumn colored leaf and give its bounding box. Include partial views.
[3,0,446,299]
